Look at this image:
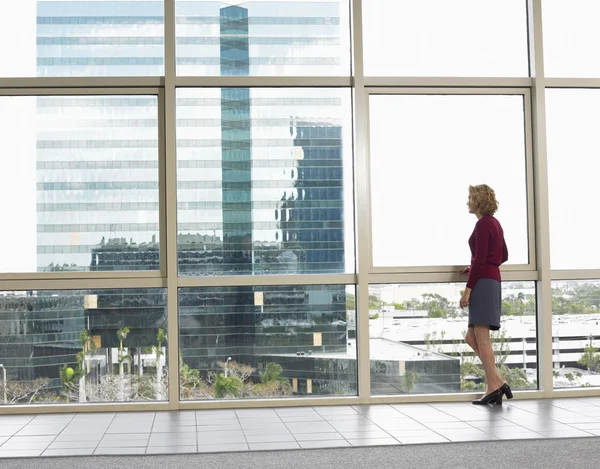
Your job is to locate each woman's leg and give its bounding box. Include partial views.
[474,325,504,394]
[465,327,486,392]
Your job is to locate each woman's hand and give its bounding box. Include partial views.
[460,289,471,309]
[458,266,470,275]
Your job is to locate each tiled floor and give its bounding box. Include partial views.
[1,397,600,458]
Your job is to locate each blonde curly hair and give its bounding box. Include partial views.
[469,184,499,216]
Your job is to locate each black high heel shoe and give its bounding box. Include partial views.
[472,388,503,406]
[500,383,513,400]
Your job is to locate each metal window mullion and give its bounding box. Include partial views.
[0,77,164,90]
[0,87,162,96]
[175,76,353,88]
[551,270,600,281]
[363,77,533,88]
[352,0,371,402]
[164,0,180,410]
[545,78,600,88]
[178,274,356,288]
[367,270,538,286]
[0,278,166,291]
[528,0,553,396]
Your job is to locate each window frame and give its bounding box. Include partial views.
[364,87,536,276]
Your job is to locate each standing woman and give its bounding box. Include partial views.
[459,184,512,405]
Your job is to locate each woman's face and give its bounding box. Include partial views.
[467,193,478,214]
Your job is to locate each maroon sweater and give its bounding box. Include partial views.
[467,216,508,289]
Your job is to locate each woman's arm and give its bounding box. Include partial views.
[466,221,490,289]
[502,239,509,264]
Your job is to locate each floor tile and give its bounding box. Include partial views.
[235,409,278,418]
[151,425,195,434]
[439,431,499,442]
[149,434,197,446]
[196,423,241,432]
[242,427,291,436]
[293,432,345,441]
[0,441,53,451]
[97,439,149,448]
[30,415,74,424]
[347,438,401,447]
[146,445,197,454]
[197,432,246,445]
[340,430,393,440]
[0,426,26,437]
[61,425,109,435]
[15,424,67,436]
[244,433,295,443]
[396,435,449,444]
[106,427,152,434]
[196,410,237,419]
[570,423,600,431]
[239,421,285,430]
[55,433,107,442]
[248,442,300,451]
[0,449,43,458]
[279,416,325,423]
[0,436,8,446]
[43,448,95,457]
[47,440,100,450]
[298,440,351,449]
[197,443,249,453]
[102,433,149,441]
[537,430,594,438]
[285,422,335,434]
[424,422,474,430]
[94,447,146,455]
[0,417,33,426]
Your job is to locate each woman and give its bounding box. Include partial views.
[459,184,512,405]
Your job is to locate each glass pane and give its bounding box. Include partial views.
[177,88,354,276]
[369,94,529,268]
[363,0,529,77]
[552,280,600,389]
[1,0,164,77]
[543,0,600,77]
[175,0,351,76]
[547,89,600,270]
[179,285,356,400]
[0,95,160,273]
[0,288,167,405]
[369,282,537,396]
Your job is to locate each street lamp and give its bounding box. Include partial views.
[0,364,6,404]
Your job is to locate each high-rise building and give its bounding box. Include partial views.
[22,1,352,395]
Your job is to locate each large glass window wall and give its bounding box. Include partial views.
[0,0,593,409]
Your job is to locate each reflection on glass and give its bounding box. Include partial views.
[0,289,167,405]
[368,282,537,395]
[546,89,600,270]
[369,94,529,267]
[179,285,356,400]
[176,88,354,276]
[552,280,600,389]
[1,0,165,78]
[0,95,160,273]
[363,0,528,77]
[175,0,351,76]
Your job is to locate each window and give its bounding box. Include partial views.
[369,94,529,268]
[175,0,351,76]
[0,288,167,405]
[552,280,600,389]
[546,89,600,270]
[363,0,529,77]
[0,0,164,77]
[543,0,600,77]
[0,95,160,273]
[176,88,354,276]
[369,282,537,396]
[179,285,356,400]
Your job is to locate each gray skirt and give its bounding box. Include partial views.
[468,278,502,331]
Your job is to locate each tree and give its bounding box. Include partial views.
[0,378,50,404]
[346,293,356,311]
[421,293,455,318]
[116,327,131,375]
[578,345,600,373]
[402,371,419,393]
[369,294,383,310]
